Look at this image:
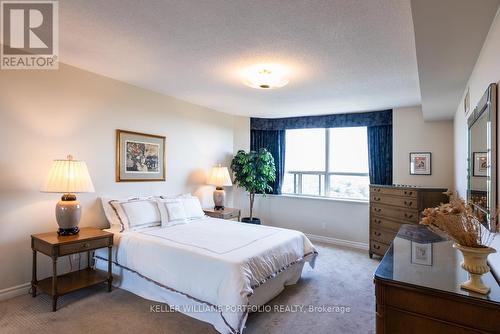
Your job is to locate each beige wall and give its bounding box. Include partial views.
[0,64,235,294]
[454,7,500,270]
[393,106,454,190]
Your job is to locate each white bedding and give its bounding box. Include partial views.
[96,217,317,334]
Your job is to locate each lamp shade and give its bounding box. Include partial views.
[207,165,232,187]
[41,155,95,193]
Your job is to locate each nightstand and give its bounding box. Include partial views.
[204,207,241,221]
[31,227,113,311]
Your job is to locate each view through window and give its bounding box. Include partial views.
[282,127,369,200]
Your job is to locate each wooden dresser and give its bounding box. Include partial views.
[374,225,500,334]
[369,185,448,258]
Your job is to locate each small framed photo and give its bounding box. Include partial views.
[411,241,432,266]
[410,152,432,175]
[473,152,487,177]
[116,129,166,182]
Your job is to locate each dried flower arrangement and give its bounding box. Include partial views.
[420,193,496,248]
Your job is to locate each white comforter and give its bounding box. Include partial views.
[104,217,317,334]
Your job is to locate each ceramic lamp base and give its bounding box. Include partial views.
[55,193,81,235]
[213,187,225,210]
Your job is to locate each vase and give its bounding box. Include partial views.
[453,243,496,294]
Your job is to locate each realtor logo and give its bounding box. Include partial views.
[1,0,58,69]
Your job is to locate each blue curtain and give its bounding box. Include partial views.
[250,109,393,190]
[250,130,285,194]
[251,110,392,130]
[367,125,393,185]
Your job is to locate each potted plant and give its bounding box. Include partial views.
[231,148,276,224]
[420,193,496,294]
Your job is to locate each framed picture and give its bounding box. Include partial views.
[411,241,432,266]
[464,87,470,115]
[116,129,166,182]
[473,152,487,177]
[409,152,432,175]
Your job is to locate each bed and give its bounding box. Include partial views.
[97,197,317,334]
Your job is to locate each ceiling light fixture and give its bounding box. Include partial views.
[242,64,289,89]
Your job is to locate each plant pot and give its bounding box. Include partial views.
[453,243,496,294]
[241,217,261,225]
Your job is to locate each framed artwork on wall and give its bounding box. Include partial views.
[473,152,487,177]
[116,129,166,182]
[409,152,432,175]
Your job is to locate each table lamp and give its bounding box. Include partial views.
[207,165,232,210]
[41,155,95,235]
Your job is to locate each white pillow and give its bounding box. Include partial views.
[110,199,161,231]
[180,196,205,219]
[156,199,188,226]
[101,196,142,229]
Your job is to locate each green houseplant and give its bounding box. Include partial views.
[231,148,276,224]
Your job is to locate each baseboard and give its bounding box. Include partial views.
[305,233,369,251]
[0,282,30,301]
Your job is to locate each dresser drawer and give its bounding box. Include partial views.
[371,194,418,209]
[58,237,110,256]
[371,216,404,232]
[371,204,418,222]
[370,228,396,244]
[370,240,390,256]
[371,187,418,198]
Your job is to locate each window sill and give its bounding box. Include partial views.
[255,193,369,204]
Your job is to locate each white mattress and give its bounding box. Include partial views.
[95,217,317,334]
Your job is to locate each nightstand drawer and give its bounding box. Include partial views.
[204,208,240,221]
[58,238,110,256]
[222,211,239,219]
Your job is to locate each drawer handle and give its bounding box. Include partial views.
[374,231,381,237]
[374,245,380,250]
[373,197,381,201]
[404,201,413,207]
[374,208,381,213]
[404,213,413,219]
[82,242,90,248]
[404,191,413,196]
[373,188,380,193]
[375,219,381,224]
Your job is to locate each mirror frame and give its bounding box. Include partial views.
[467,83,498,232]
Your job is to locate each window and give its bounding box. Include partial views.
[282,127,369,200]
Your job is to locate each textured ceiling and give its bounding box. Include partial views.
[411,0,500,121]
[58,0,420,118]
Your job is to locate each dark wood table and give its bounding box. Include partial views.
[374,224,500,334]
[31,227,113,311]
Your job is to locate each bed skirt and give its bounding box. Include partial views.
[94,257,305,333]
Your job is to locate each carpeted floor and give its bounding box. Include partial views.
[0,243,379,334]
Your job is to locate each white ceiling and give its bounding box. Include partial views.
[59,0,421,118]
[411,0,500,121]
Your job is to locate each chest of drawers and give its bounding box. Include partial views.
[369,185,448,258]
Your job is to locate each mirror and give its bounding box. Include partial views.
[467,83,498,232]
